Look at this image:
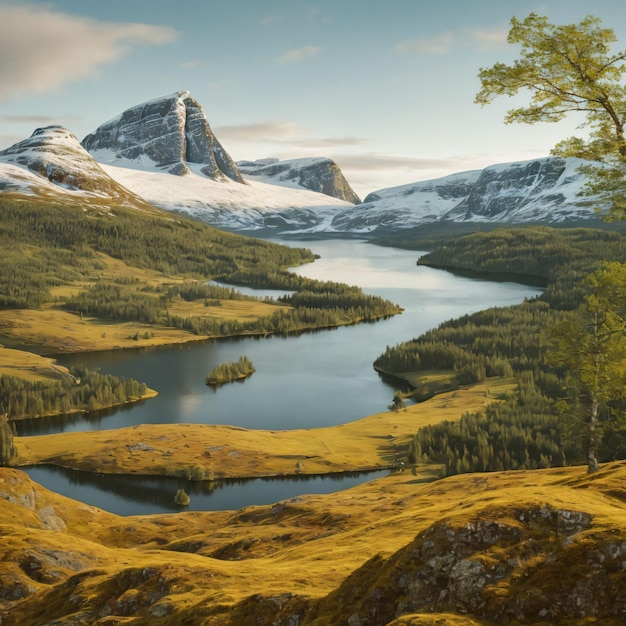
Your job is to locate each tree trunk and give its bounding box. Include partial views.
[587,396,600,474]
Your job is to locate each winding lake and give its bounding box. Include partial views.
[20,239,542,514]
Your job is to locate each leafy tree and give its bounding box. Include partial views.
[545,262,626,473]
[475,13,626,218]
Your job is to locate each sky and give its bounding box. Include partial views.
[1,0,626,198]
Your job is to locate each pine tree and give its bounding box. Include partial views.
[0,414,17,466]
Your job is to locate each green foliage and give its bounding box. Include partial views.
[409,378,574,476]
[545,262,626,472]
[377,227,626,472]
[0,197,400,336]
[475,13,626,217]
[174,488,190,506]
[207,356,255,385]
[0,197,314,311]
[0,415,17,466]
[0,366,147,420]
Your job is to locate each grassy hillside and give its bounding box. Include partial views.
[0,197,400,419]
[15,378,514,479]
[1,460,625,624]
[0,197,400,353]
[374,227,626,474]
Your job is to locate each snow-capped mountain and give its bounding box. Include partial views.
[238,157,361,204]
[99,161,352,231]
[443,157,598,222]
[0,91,608,235]
[79,92,352,231]
[0,125,154,211]
[329,156,606,233]
[330,169,482,232]
[83,91,244,183]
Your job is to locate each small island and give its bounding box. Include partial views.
[206,356,255,386]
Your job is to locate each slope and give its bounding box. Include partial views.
[2,461,626,625]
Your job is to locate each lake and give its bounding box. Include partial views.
[20,239,542,514]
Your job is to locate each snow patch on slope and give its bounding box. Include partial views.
[101,162,351,230]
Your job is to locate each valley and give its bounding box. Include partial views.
[0,87,625,626]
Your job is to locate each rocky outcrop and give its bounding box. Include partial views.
[304,505,626,625]
[444,156,596,222]
[330,170,481,232]
[82,91,244,183]
[329,156,605,234]
[238,157,361,204]
[0,125,152,209]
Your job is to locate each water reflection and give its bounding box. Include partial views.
[16,240,542,436]
[22,465,390,516]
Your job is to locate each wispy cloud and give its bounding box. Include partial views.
[333,153,458,172]
[277,45,319,64]
[395,24,508,55]
[0,4,177,100]
[215,122,305,142]
[0,114,81,124]
[395,32,455,55]
[468,26,508,50]
[215,121,366,151]
[181,60,201,69]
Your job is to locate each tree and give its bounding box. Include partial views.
[545,262,626,473]
[388,391,406,412]
[0,414,17,466]
[475,13,626,218]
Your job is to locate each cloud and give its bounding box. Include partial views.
[469,26,509,50]
[334,153,456,172]
[215,121,366,151]
[214,122,305,142]
[294,136,366,149]
[0,115,79,124]
[277,45,320,64]
[394,32,455,55]
[0,4,177,100]
[394,24,508,56]
[181,60,201,69]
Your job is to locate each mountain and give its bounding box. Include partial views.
[97,161,351,232]
[0,94,609,235]
[0,125,154,211]
[79,92,352,232]
[82,91,244,183]
[330,169,482,232]
[330,156,605,233]
[238,157,361,204]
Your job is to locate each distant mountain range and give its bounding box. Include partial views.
[0,91,608,234]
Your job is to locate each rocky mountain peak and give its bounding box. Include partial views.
[82,91,244,183]
[0,125,154,209]
[238,156,361,204]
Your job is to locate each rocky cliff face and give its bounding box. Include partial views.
[445,156,595,222]
[330,170,481,232]
[82,91,244,183]
[330,157,604,233]
[238,157,361,204]
[0,125,152,209]
[305,505,626,625]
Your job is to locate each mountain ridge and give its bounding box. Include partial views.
[82,90,245,183]
[0,92,611,234]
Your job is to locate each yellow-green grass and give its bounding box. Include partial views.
[0,346,72,383]
[2,458,626,624]
[1,250,290,354]
[15,378,515,479]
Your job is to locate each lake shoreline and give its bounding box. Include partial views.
[14,378,513,481]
